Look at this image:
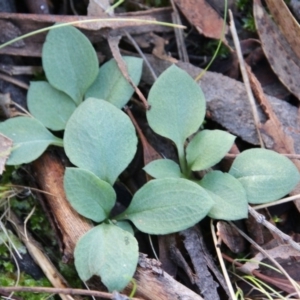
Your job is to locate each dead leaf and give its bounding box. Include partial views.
[0,93,12,118]
[0,133,13,175]
[150,33,177,63]
[174,0,227,40]
[265,0,300,60]
[87,0,113,17]
[253,0,300,100]
[245,213,265,245]
[246,64,298,155]
[217,221,246,253]
[0,20,24,47]
[238,244,300,274]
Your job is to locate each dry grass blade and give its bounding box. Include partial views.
[229,221,300,298]
[253,194,300,210]
[210,220,236,300]
[170,0,189,63]
[228,10,264,147]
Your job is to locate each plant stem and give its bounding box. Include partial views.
[51,138,64,148]
[177,144,189,177]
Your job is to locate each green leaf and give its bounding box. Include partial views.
[64,168,116,222]
[199,171,248,220]
[64,98,137,185]
[74,223,138,292]
[146,65,206,154]
[0,117,63,165]
[118,178,214,234]
[143,159,182,179]
[27,81,77,131]
[42,25,98,105]
[186,130,236,171]
[85,56,143,109]
[115,221,134,235]
[229,148,300,204]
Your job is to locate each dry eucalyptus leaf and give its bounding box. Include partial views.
[254,0,300,100]
[246,65,299,157]
[264,0,300,60]
[174,0,227,40]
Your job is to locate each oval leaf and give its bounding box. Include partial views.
[42,25,98,105]
[115,221,134,235]
[229,148,300,204]
[0,117,63,165]
[146,65,206,152]
[27,81,77,131]
[64,98,137,185]
[199,171,248,220]
[75,223,138,292]
[64,168,116,222]
[143,159,182,179]
[186,130,236,171]
[118,178,214,234]
[85,56,143,108]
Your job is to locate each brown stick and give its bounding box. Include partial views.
[0,286,142,299]
[32,151,92,262]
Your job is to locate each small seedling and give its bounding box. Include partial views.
[0,25,299,292]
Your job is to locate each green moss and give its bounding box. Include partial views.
[242,13,256,32]
[0,244,9,257]
[237,0,252,11]
[237,0,256,32]
[58,261,82,288]
[204,40,230,58]
[0,272,54,300]
[2,261,14,273]
[141,0,169,7]
[10,197,56,245]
